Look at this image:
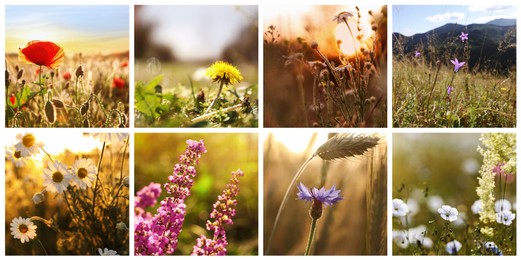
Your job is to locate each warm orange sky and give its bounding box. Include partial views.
[5,6,129,56]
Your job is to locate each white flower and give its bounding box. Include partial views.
[333,11,354,24]
[409,225,432,249]
[92,133,128,144]
[71,158,97,189]
[446,240,462,254]
[484,241,497,250]
[392,199,408,217]
[14,133,43,157]
[10,217,37,243]
[495,199,512,213]
[496,210,516,225]
[6,147,29,168]
[42,161,73,194]
[98,248,118,256]
[32,192,46,205]
[471,200,483,214]
[392,230,409,248]
[438,205,459,222]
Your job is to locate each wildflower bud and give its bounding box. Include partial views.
[21,79,26,86]
[196,89,205,103]
[309,199,323,220]
[82,118,90,127]
[52,99,65,108]
[75,65,84,78]
[123,176,129,187]
[116,222,128,231]
[310,41,319,49]
[64,81,70,90]
[372,25,378,31]
[154,84,162,94]
[50,70,55,79]
[45,100,56,124]
[15,65,20,72]
[5,69,10,87]
[32,192,46,204]
[81,101,89,116]
[17,68,24,80]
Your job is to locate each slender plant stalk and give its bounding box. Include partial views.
[205,81,224,114]
[192,103,242,124]
[92,141,106,217]
[305,219,318,255]
[297,75,309,126]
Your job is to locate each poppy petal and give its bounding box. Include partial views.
[18,41,64,69]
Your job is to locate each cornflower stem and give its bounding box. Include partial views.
[267,155,315,254]
[205,81,224,114]
[92,141,106,217]
[304,218,318,255]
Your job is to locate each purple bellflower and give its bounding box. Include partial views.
[459,32,468,42]
[451,58,465,72]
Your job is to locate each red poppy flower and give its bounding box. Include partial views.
[63,72,71,81]
[18,40,65,69]
[112,77,126,89]
[120,61,128,68]
[9,95,16,105]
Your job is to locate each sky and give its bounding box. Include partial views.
[138,5,257,62]
[5,5,129,55]
[393,5,516,36]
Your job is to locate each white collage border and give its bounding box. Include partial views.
[0,0,519,257]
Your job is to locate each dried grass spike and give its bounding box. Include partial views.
[313,133,380,161]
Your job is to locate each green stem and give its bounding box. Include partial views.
[92,141,106,217]
[305,218,318,255]
[267,155,315,254]
[63,190,79,227]
[205,81,224,114]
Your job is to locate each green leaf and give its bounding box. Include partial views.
[135,75,164,119]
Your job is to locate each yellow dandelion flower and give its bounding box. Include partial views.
[206,61,243,85]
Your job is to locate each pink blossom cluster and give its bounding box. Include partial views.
[192,169,244,256]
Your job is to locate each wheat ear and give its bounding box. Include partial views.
[267,133,380,254]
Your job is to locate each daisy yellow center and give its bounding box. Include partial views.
[18,224,29,234]
[14,151,22,159]
[22,134,36,148]
[77,168,88,179]
[52,171,64,183]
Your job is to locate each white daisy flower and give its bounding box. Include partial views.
[446,240,462,254]
[92,133,128,144]
[438,205,459,222]
[6,147,29,168]
[71,158,97,189]
[14,133,44,157]
[392,198,408,217]
[10,217,37,243]
[42,161,73,193]
[98,248,118,255]
[496,210,516,226]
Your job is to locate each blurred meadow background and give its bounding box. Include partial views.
[264,132,387,255]
[393,5,516,127]
[134,133,258,255]
[5,132,129,255]
[393,133,516,255]
[5,6,129,128]
[134,5,258,127]
[263,5,387,127]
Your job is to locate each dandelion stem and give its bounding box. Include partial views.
[205,81,224,114]
[305,218,318,255]
[267,155,315,254]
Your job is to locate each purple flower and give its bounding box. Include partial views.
[192,170,244,256]
[134,139,206,256]
[135,182,162,219]
[459,32,468,42]
[451,58,465,72]
[447,86,454,95]
[297,182,343,206]
[415,51,421,57]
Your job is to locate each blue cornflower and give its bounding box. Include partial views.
[297,182,343,206]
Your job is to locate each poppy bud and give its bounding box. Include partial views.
[45,100,56,124]
[75,65,84,78]
[82,118,90,127]
[17,68,24,80]
[52,99,65,108]
[50,70,55,79]
[5,70,10,87]
[80,101,89,116]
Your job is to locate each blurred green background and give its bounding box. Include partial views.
[134,133,258,255]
